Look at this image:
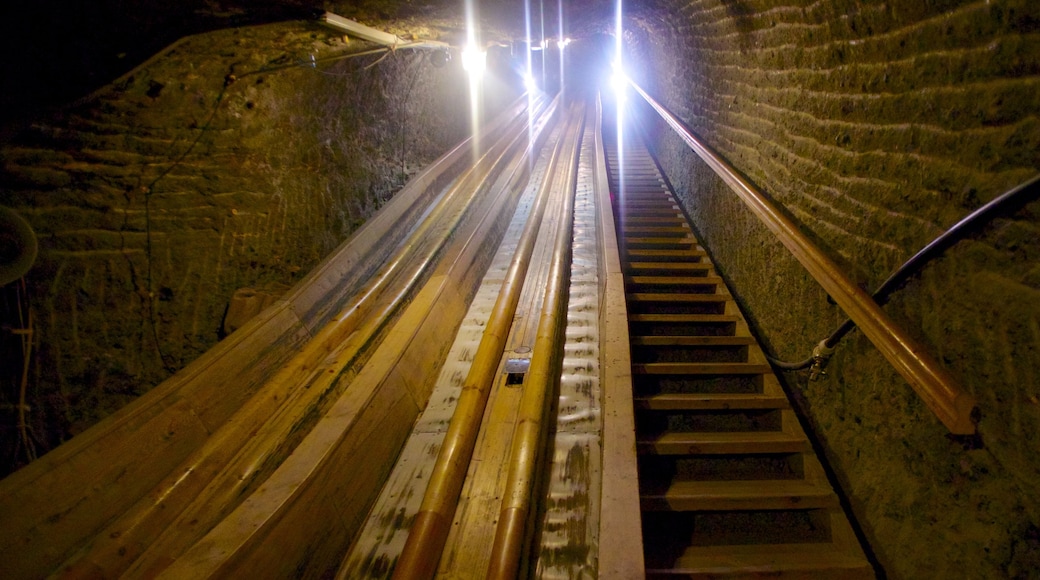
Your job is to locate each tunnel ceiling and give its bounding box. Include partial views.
[1,0,619,125]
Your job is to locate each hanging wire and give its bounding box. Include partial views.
[769,173,1040,376]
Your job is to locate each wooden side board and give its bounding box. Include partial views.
[157,107,562,576]
[595,98,646,579]
[0,96,539,580]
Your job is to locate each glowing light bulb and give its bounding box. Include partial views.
[462,45,487,75]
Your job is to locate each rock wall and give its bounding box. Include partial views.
[0,21,475,472]
[634,0,1040,577]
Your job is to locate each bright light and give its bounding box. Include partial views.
[524,73,538,93]
[461,45,487,75]
[559,37,572,48]
[610,62,628,98]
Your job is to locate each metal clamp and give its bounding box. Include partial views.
[809,339,835,381]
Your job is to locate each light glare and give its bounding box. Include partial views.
[610,62,628,98]
[524,73,538,93]
[462,45,487,74]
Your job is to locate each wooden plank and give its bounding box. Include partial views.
[631,335,753,346]
[621,226,691,235]
[625,248,706,259]
[626,294,730,307]
[626,262,712,273]
[632,363,771,375]
[637,431,808,455]
[640,479,838,511]
[627,276,722,286]
[595,103,646,580]
[629,314,739,323]
[634,392,789,411]
[652,542,874,578]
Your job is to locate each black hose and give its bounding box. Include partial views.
[770,173,1040,371]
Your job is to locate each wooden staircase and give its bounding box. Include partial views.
[605,137,874,578]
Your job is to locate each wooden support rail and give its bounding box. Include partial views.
[53,94,552,580]
[391,103,575,579]
[486,102,586,579]
[626,81,978,435]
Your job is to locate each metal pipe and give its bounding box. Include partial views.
[628,80,978,435]
[320,12,450,50]
[825,172,1040,348]
[392,103,574,580]
[486,102,585,580]
[771,172,1040,371]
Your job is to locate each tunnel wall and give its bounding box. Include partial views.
[633,0,1040,577]
[0,21,478,473]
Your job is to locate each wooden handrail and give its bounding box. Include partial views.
[626,81,978,435]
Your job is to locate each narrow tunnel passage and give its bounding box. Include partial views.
[1,2,1039,578]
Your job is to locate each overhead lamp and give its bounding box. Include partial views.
[524,73,538,93]
[461,45,487,75]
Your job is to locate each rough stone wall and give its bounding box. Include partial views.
[634,0,1040,577]
[0,21,472,472]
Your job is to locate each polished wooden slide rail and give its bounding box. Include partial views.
[0,94,558,579]
[605,122,874,577]
[486,101,586,579]
[626,80,978,435]
[391,103,582,579]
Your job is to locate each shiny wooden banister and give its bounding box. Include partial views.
[625,80,978,435]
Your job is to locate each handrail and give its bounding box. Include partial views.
[391,103,574,579]
[626,80,978,435]
[486,102,585,579]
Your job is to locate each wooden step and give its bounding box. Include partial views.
[638,430,808,455]
[624,217,688,225]
[631,336,752,347]
[640,479,838,511]
[626,263,712,274]
[625,248,707,261]
[627,276,722,287]
[629,313,738,323]
[632,362,771,375]
[621,209,683,217]
[627,292,729,305]
[635,392,789,411]
[624,238,698,249]
[622,226,692,236]
[646,542,874,578]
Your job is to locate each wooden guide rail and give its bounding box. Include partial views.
[486,101,586,579]
[392,104,580,579]
[60,94,552,580]
[626,81,978,435]
[0,95,551,579]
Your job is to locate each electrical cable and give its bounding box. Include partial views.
[769,173,1040,372]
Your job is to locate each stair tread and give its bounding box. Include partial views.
[635,392,789,410]
[625,236,696,243]
[647,542,873,577]
[628,293,730,303]
[628,276,722,285]
[627,262,712,271]
[633,363,771,375]
[630,314,738,322]
[626,249,706,256]
[641,479,839,511]
[631,335,752,346]
[638,431,808,455]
